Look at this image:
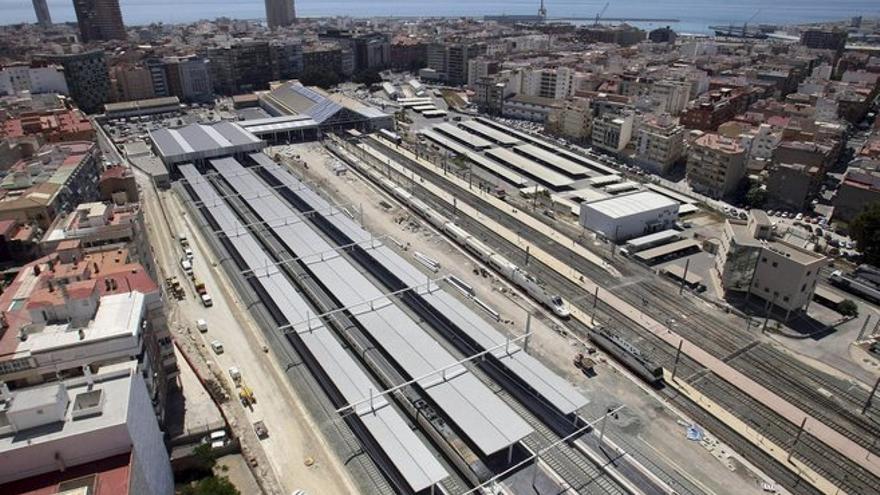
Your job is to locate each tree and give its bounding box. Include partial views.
[192,443,217,471]
[850,202,880,265]
[745,184,767,208]
[838,299,859,317]
[299,68,341,89]
[352,69,382,86]
[180,476,240,495]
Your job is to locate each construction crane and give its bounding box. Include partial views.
[538,0,547,19]
[743,9,761,32]
[594,2,610,26]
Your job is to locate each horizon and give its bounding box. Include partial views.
[1,0,878,30]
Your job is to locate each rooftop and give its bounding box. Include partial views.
[583,191,678,218]
[694,133,745,154]
[149,121,263,165]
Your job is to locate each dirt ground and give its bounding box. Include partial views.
[276,142,778,495]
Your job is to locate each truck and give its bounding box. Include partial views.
[194,279,207,296]
[239,384,256,408]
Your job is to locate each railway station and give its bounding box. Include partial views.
[169,140,605,493]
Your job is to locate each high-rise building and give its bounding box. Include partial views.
[32,0,52,26]
[72,0,127,42]
[207,41,273,95]
[34,51,111,114]
[265,0,296,29]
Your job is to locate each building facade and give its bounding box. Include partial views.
[715,211,827,315]
[32,0,52,27]
[579,191,678,242]
[0,63,68,96]
[686,133,747,198]
[208,41,274,95]
[35,51,110,114]
[265,0,295,29]
[591,112,634,152]
[635,114,684,174]
[72,0,126,42]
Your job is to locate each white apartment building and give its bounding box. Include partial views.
[521,67,576,100]
[635,114,685,174]
[686,132,747,198]
[0,361,174,495]
[591,112,634,152]
[0,64,68,96]
[650,80,691,115]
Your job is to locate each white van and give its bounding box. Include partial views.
[210,340,224,354]
[196,319,208,333]
[201,294,213,307]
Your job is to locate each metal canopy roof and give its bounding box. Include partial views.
[213,156,532,456]
[179,164,447,492]
[418,131,527,187]
[255,154,588,416]
[513,144,597,178]
[459,120,522,146]
[485,147,573,190]
[433,123,494,150]
[150,122,263,165]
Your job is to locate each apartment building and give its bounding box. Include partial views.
[591,111,634,152]
[501,94,560,122]
[2,108,95,143]
[0,362,174,495]
[766,162,819,211]
[715,210,827,315]
[680,87,749,131]
[0,63,68,96]
[34,51,110,114]
[686,133,747,199]
[426,41,486,85]
[650,80,691,115]
[833,166,880,222]
[545,97,592,143]
[522,67,576,100]
[207,41,274,95]
[635,114,684,174]
[0,142,101,228]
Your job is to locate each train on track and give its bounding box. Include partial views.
[830,264,880,304]
[588,329,664,386]
[373,171,570,319]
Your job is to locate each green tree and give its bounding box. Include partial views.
[850,202,880,265]
[180,476,240,495]
[838,299,859,317]
[299,68,341,89]
[352,69,382,86]
[192,443,217,471]
[745,184,767,208]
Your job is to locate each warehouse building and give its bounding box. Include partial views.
[148,121,264,171]
[259,81,393,134]
[579,191,678,242]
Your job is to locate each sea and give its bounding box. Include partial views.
[1,0,878,34]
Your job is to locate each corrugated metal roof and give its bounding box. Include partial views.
[256,153,588,416]
[179,164,447,492]
[419,130,527,187]
[214,156,532,456]
[513,144,595,178]
[582,191,678,219]
[149,122,262,164]
[486,147,573,190]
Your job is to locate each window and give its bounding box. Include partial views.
[772,262,778,268]
[783,296,790,302]
[801,284,807,292]
[762,257,767,263]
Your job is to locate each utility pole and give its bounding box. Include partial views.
[679,258,691,295]
[671,339,684,382]
[591,285,599,324]
[863,375,880,415]
[857,315,873,342]
[524,313,532,353]
[788,417,807,462]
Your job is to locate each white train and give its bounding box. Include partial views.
[377,175,570,318]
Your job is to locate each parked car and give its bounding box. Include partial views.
[196,319,208,333]
[201,293,213,307]
[210,340,224,354]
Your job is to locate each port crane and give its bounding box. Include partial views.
[594,2,610,26]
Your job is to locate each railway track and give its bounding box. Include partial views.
[350,137,880,494]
